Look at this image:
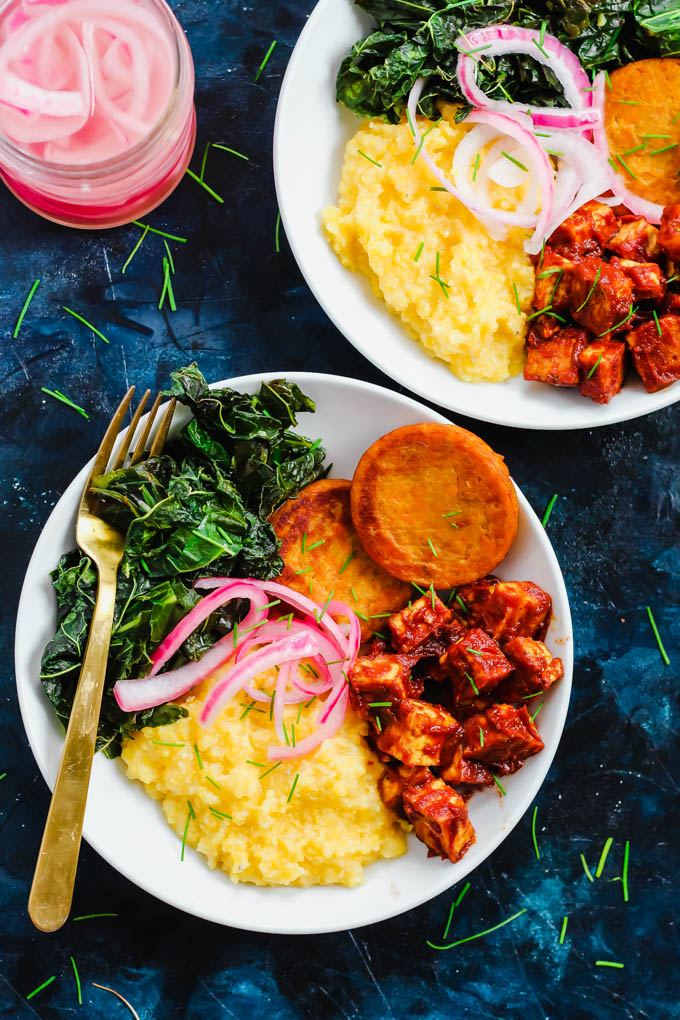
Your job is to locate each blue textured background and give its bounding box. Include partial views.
[1,2,677,1017]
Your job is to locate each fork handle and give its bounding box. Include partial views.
[28,562,119,932]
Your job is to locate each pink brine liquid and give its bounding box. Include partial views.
[0,0,195,227]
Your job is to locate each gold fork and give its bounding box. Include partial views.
[28,388,176,933]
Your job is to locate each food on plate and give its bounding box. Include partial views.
[323,110,534,383]
[41,365,327,757]
[329,2,680,401]
[349,583,563,862]
[351,423,518,586]
[604,59,680,208]
[525,200,680,401]
[270,478,412,640]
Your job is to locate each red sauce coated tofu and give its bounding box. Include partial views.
[378,764,433,811]
[533,249,576,313]
[463,704,544,775]
[578,340,626,403]
[568,257,633,335]
[549,200,618,257]
[402,778,475,862]
[375,698,461,767]
[455,578,552,642]
[439,743,493,786]
[495,637,564,702]
[627,314,680,392]
[440,628,513,703]
[349,655,422,719]
[524,327,589,387]
[609,257,666,303]
[607,217,660,262]
[658,204,680,261]
[531,311,563,340]
[388,593,452,653]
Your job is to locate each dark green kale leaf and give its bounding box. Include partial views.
[41,366,327,758]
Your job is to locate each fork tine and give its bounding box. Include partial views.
[149,397,176,458]
[112,389,150,471]
[79,387,135,509]
[129,391,162,466]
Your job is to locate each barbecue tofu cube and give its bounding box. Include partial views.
[375,698,461,767]
[524,327,589,387]
[568,258,634,336]
[388,593,452,653]
[532,311,563,340]
[440,628,513,704]
[533,250,576,314]
[349,655,421,719]
[607,217,660,261]
[456,578,552,642]
[578,340,626,403]
[658,204,680,261]
[402,778,475,862]
[609,257,666,303]
[549,200,618,257]
[439,742,494,786]
[627,315,680,392]
[463,704,544,775]
[378,764,433,811]
[495,637,564,702]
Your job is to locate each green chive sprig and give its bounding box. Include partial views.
[542,493,558,528]
[595,836,613,878]
[531,805,540,860]
[26,976,56,1000]
[254,40,277,83]
[428,907,526,950]
[441,881,471,940]
[63,306,109,343]
[186,167,224,204]
[70,957,82,1005]
[646,606,670,665]
[13,278,40,338]
[41,388,89,419]
[559,916,568,944]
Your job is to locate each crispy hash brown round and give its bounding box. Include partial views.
[350,424,518,587]
[605,59,680,207]
[270,479,412,641]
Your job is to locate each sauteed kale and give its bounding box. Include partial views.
[40,365,327,757]
[337,0,680,123]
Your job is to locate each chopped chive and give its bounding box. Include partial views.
[652,310,662,337]
[191,744,204,770]
[374,714,382,733]
[185,168,224,203]
[595,836,614,878]
[70,957,82,1005]
[539,20,546,45]
[63,306,109,343]
[649,143,678,156]
[212,144,249,160]
[13,278,40,338]
[621,143,646,156]
[27,975,56,1000]
[209,807,232,820]
[351,588,358,603]
[501,150,529,172]
[163,240,175,277]
[615,100,639,105]
[598,303,635,337]
[246,760,266,768]
[622,840,630,902]
[530,702,544,721]
[427,537,438,557]
[456,594,467,614]
[151,740,185,748]
[454,43,493,56]
[442,510,462,518]
[536,267,562,279]
[492,773,506,796]
[133,221,187,242]
[275,210,281,253]
[206,775,221,790]
[315,588,334,623]
[430,186,447,192]
[429,273,450,298]
[531,805,540,860]
[305,539,325,553]
[270,690,275,719]
[355,610,369,621]
[41,388,89,419]
[527,304,558,320]
[187,799,195,820]
[477,726,484,748]
[615,154,637,179]
[254,39,277,82]
[259,762,282,780]
[646,606,670,665]
[430,581,435,610]
[512,282,522,314]
[559,916,568,944]
[587,352,604,379]
[199,141,210,181]
[521,691,544,700]
[162,258,177,311]
[668,275,680,284]
[0,773,6,781]
[369,701,393,707]
[294,566,312,575]
[291,724,296,747]
[532,38,549,59]
[428,907,526,950]
[575,264,602,311]
[73,912,118,921]
[413,241,425,262]
[604,69,612,90]
[239,701,259,720]
[282,720,290,747]
[533,131,552,138]
[596,961,624,969]
[411,121,438,165]
[339,550,355,574]
[287,773,300,802]
[465,671,479,695]
[608,157,617,172]
[541,493,558,528]
[357,149,382,168]
[465,647,484,657]
[580,854,594,882]
[412,581,427,596]
[472,152,481,182]
[442,881,471,940]
[406,107,416,137]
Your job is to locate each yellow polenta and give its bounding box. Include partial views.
[122,664,407,886]
[323,106,535,383]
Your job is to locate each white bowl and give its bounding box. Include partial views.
[273,0,680,430]
[15,372,572,933]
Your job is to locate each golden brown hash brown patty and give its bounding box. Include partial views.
[605,59,680,207]
[350,424,518,587]
[270,478,412,640]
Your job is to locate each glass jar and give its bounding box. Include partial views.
[0,0,195,229]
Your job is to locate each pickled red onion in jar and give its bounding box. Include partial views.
[0,0,176,163]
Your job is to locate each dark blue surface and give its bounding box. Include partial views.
[1,2,677,1017]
